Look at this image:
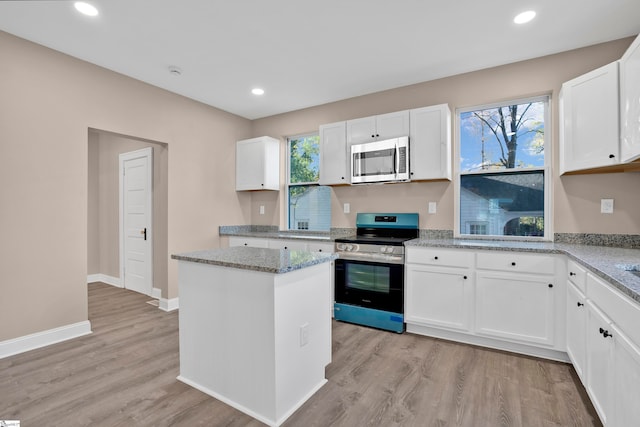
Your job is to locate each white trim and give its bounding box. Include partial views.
[0,321,92,359]
[87,274,122,287]
[119,147,154,296]
[159,297,179,312]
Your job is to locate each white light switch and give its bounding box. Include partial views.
[428,202,437,214]
[259,205,265,215]
[601,199,614,214]
[299,323,309,347]
[343,203,350,214]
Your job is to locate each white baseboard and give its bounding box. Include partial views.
[87,273,122,288]
[159,297,179,312]
[0,320,92,359]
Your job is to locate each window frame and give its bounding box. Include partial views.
[454,95,553,241]
[286,132,330,231]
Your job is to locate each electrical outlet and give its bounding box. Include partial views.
[428,202,437,214]
[343,203,350,214]
[601,199,614,214]
[299,323,309,347]
[259,205,265,215]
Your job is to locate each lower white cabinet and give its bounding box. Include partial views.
[475,272,556,346]
[405,265,472,332]
[586,301,613,425]
[581,273,640,427]
[566,281,587,381]
[267,239,307,250]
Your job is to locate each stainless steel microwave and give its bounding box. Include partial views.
[350,136,410,184]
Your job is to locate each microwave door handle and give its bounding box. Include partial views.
[394,144,399,177]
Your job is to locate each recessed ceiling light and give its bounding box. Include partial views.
[514,10,536,24]
[252,88,265,96]
[74,2,99,17]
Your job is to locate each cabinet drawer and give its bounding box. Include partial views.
[406,247,474,268]
[567,259,588,293]
[476,251,556,275]
[587,273,640,346]
[228,236,269,248]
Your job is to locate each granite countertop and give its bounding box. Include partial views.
[406,238,640,303]
[171,246,337,274]
[218,225,353,242]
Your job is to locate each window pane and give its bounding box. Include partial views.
[289,185,331,231]
[460,101,545,172]
[289,135,320,184]
[460,171,544,237]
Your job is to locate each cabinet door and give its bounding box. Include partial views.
[613,324,640,427]
[375,110,410,140]
[620,34,640,162]
[475,272,556,346]
[405,265,472,331]
[560,62,620,174]
[306,242,334,253]
[346,116,377,145]
[319,122,349,185]
[585,302,613,426]
[409,104,451,181]
[566,281,587,381]
[236,136,279,191]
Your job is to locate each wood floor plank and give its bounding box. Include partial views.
[0,283,601,426]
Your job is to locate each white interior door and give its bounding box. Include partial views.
[119,147,153,296]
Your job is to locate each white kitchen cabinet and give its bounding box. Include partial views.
[566,281,587,382]
[405,265,472,332]
[559,61,620,174]
[612,323,640,427]
[306,242,334,253]
[228,236,269,248]
[620,34,640,162]
[585,300,613,426]
[409,104,451,181]
[235,136,280,191]
[346,110,410,145]
[319,121,349,185]
[475,271,557,346]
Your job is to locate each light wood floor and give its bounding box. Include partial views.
[1,282,601,426]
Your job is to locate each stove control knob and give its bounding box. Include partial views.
[346,244,354,251]
[336,243,346,251]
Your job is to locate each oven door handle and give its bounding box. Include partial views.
[337,253,405,265]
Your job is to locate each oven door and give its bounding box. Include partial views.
[334,258,404,313]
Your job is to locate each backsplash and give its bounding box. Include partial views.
[554,233,640,249]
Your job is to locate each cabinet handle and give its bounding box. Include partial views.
[434,256,439,260]
[599,327,604,334]
[284,246,288,250]
[511,262,516,266]
[548,284,553,288]
[569,272,576,276]
[376,134,379,137]
[371,134,375,138]
[603,330,613,338]
[318,249,322,252]
[244,243,248,246]
[463,275,468,280]
[577,302,584,307]
[609,154,615,159]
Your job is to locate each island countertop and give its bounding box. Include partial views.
[171,246,337,274]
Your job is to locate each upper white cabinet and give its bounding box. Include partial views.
[235,136,280,191]
[620,34,640,162]
[409,104,451,181]
[346,110,410,145]
[319,121,349,185]
[559,61,620,174]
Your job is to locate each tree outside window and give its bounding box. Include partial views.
[288,134,331,231]
[458,97,548,238]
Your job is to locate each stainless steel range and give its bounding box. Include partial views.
[334,213,419,333]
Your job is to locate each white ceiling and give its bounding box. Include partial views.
[1,0,639,120]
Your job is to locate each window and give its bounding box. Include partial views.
[457,96,549,239]
[288,134,331,231]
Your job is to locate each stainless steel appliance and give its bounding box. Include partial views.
[334,212,419,333]
[350,136,410,184]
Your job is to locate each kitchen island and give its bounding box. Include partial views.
[171,247,336,427]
